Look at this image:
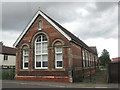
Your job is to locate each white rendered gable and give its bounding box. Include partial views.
[13,10,71,47]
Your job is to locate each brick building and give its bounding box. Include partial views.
[112,57,120,62]
[13,10,99,83]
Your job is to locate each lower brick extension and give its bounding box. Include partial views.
[16,76,71,83]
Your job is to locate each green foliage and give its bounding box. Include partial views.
[2,71,10,79]
[0,41,3,45]
[99,49,111,66]
[2,69,15,80]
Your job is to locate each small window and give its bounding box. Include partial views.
[55,47,63,69]
[82,50,85,67]
[38,20,42,29]
[4,55,8,61]
[86,52,89,67]
[23,50,29,69]
[89,54,91,67]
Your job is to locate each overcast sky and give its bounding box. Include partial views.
[1,2,119,58]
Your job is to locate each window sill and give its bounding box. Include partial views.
[19,69,30,71]
[19,68,66,71]
[35,68,48,69]
[23,68,29,69]
[31,69,50,71]
[52,68,65,71]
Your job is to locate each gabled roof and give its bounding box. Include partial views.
[13,10,71,47]
[13,10,97,55]
[89,46,97,55]
[41,11,97,55]
[0,45,16,55]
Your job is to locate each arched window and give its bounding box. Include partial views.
[22,45,29,69]
[53,41,63,69]
[55,47,63,68]
[35,34,48,69]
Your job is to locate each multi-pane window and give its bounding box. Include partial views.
[90,54,92,67]
[55,47,63,68]
[88,53,91,67]
[23,50,29,69]
[87,52,89,67]
[93,56,95,66]
[91,55,94,67]
[86,52,89,67]
[4,55,8,61]
[95,56,98,66]
[35,34,48,69]
[82,50,85,67]
[82,49,97,68]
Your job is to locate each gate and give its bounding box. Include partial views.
[108,61,120,83]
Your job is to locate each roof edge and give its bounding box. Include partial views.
[13,10,71,47]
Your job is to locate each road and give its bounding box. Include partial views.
[1,80,119,89]
[2,80,56,88]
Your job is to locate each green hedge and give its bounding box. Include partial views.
[2,68,15,80]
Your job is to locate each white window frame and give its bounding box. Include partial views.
[89,54,92,67]
[91,55,94,67]
[82,50,85,67]
[23,50,29,69]
[35,34,48,69]
[88,53,91,67]
[95,56,98,66]
[55,47,63,69]
[86,51,89,67]
[93,56,95,66]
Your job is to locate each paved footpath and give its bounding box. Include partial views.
[1,80,119,88]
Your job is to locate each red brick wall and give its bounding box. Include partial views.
[15,14,98,82]
[70,42,83,81]
[16,15,72,82]
[71,42,82,67]
[83,67,96,77]
[16,76,70,83]
[17,16,70,48]
[112,57,120,62]
[17,70,69,76]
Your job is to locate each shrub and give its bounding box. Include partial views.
[2,68,15,80]
[2,71,10,79]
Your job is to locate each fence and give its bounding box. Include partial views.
[108,61,120,83]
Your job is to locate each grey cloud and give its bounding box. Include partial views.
[118,2,120,35]
[2,2,88,31]
[0,2,2,30]
[2,2,118,42]
[95,2,117,11]
[2,2,34,31]
[66,5,118,40]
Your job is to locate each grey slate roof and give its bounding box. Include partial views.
[41,10,97,55]
[89,46,97,55]
[0,45,16,55]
